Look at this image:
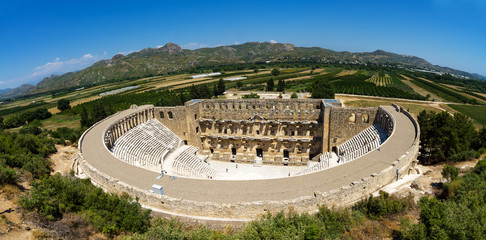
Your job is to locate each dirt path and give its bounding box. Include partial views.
[50,144,78,175]
[0,185,34,240]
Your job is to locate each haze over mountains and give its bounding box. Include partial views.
[0,42,481,99]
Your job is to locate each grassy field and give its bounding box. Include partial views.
[448,104,486,125]
[40,113,81,130]
[343,99,443,116]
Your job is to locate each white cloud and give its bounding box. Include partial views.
[270,39,278,44]
[117,50,135,55]
[182,42,210,50]
[30,53,99,78]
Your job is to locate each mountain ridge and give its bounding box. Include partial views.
[1,42,480,99]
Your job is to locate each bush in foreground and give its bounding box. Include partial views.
[19,174,151,235]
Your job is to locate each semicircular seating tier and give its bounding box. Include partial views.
[111,119,217,179]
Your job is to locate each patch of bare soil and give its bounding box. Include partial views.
[50,145,78,175]
[0,185,33,240]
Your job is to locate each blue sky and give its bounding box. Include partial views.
[0,0,485,89]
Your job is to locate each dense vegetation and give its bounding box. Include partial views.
[65,90,186,127]
[0,130,56,184]
[311,78,335,99]
[19,174,151,235]
[417,110,485,165]
[2,107,52,128]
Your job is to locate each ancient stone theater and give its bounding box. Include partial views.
[76,98,419,222]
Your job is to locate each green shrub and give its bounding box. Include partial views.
[352,191,408,219]
[0,164,18,185]
[442,164,459,181]
[449,150,476,162]
[242,93,260,99]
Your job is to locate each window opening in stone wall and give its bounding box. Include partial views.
[362,113,369,123]
[348,113,356,123]
[283,150,289,159]
[160,112,165,118]
[256,148,263,158]
[168,111,173,119]
[196,127,199,133]
[195,114,197,120]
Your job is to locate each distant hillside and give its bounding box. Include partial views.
[473,73,486,81]
[0,88,12,95]
[0,84,35,99]
[1,42,481,99]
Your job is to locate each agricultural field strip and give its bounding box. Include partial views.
[448,104,486,125]
[399,74,442,100]
[418,77,486,104]
[408,76,475,103]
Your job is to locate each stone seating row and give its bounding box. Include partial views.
[172,146,217,179]
[336,124,388,163]
[295,152,333,175]
[111,119,182,172]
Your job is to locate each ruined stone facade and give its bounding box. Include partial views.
[141,99,397,166]
[100,100,396,167]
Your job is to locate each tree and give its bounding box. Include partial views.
[236,80,243,89]
[254,69,259,74]
[418,110,478,165]
[92,102,107,123]
[190,84,200,99]
[266,79,274,91]
[80,106,90,127]
[199,85,211,99]
[213,84,218,97]
[311,79,335,99]
[57,99,71,111]
[217,78,226,95]
[277,79,285,92]
[179,92,186,104]
[291,93,298,99]
[271,68,280,76]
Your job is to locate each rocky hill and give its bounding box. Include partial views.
[1,42,479,99]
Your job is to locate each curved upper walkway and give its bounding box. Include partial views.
[80,105,415,204]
